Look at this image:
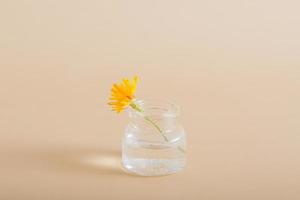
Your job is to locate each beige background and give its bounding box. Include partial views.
[1,0,300,199]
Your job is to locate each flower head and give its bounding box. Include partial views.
[108,76,138,113]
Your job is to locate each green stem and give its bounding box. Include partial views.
[144,116,169,142]
[129,101,185,154]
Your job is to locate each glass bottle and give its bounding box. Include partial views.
[122,100,186,176]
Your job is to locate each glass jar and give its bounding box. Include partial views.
[122,100,186,176]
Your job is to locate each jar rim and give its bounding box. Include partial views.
[128,99,180,117]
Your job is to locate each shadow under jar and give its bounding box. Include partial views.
[122,100,186,176]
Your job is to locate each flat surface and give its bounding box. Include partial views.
[0,0,300,200]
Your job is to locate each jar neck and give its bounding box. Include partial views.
[128,99,180,132]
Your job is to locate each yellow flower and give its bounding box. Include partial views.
[108,76,138,113]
